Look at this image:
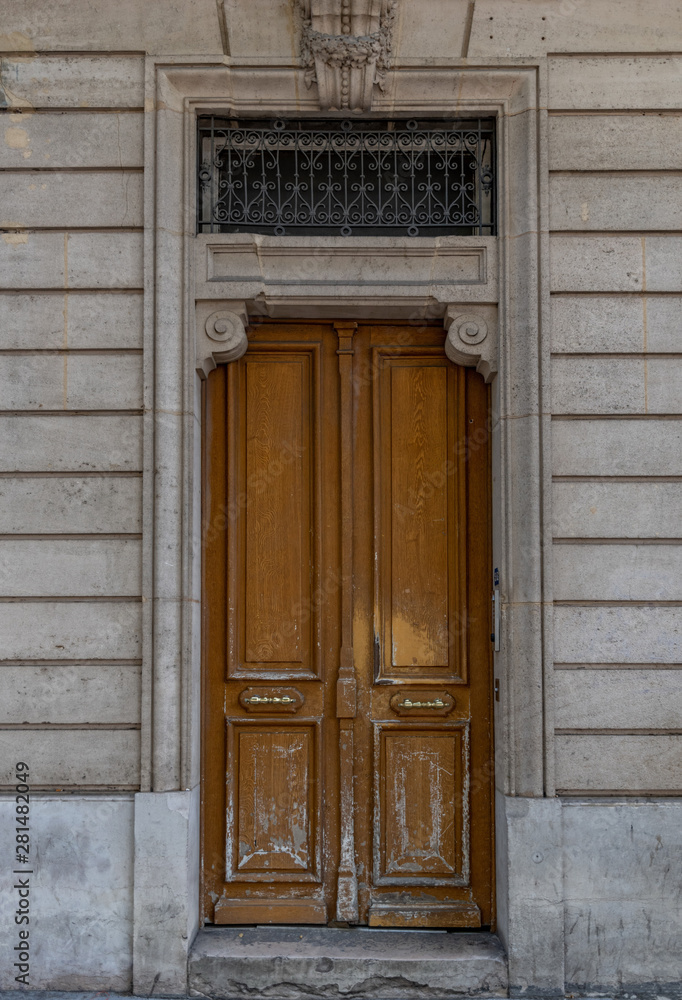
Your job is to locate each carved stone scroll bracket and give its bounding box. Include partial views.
[196,301,249,379]
[444,305,498,383]
[296,0,399,112]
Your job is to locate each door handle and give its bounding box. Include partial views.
[397,698,445,709]
[238,687,304,713]
[389,691,455,716]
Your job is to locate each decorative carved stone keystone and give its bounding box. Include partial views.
[296,0,398,111]
[444,306,498,382]
[196,301,249,378]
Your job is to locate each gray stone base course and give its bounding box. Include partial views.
[188,926,508,999]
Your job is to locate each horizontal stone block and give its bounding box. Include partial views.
[552,418,682,476]
[0,415,142,471]
[555,668,682,730]
[553,481,682,539]
[0,170,143,229]
[550,173,682,231]
[554,543,682,602]
[0,55,144,109]
[551,294,682,354]
[563,800,682,985]
[0,290,143,350]
[0,729,140,786]
[0,0,223,56]
[0,599,141,660]
[0,795,133,990]
[0,353,142,410]
[0,663,141,724]
[554,605,682,664]
[548,56,682,110]
[563,799,682,901]
[469,2,682,57]
[0,231,143,289]
[552,357,682,415]
[549,114,682,171]
[0,111,143,168]
[550,236,682,292]
[0,538,141,597]
[0,476,142,533]
[556,734,682,791]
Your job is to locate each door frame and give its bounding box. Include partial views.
[133,56,557,995]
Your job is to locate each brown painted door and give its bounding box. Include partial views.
[203,321,493,928]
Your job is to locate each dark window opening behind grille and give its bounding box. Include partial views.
[197,117,496,237]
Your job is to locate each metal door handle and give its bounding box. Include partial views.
[243,695,296,705]
[397,698,445,710]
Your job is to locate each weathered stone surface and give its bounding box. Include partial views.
[553,542,682,602]
[555,668,682,729]
[189,925,508,999]
[0,0,223,55]
[552,358,682,414]
[0,170,143,228]
[554,605,682,664]
[494,794,563,995]
[553,481,682,539]
[563,800,682,985]
[548,55,682,109]
[552,418,682,476]
[0,231,143,289]
[222,0,297,58]
[556,734,682,791]
[396,0,471,58]
[551,294,682,354]
[469,1,682,56]
[0,291,144,349]
[0,354,142,410]
[0,538,141,597]
[549,114,682,171]
[0,55,144,109]
[0,475,142,533]
[133,789,200,997]
[0,796,134,990]
[0,663,141,723]
[0,729,140,786]
[0,599,141,659]
[0,111,144,168]
[0,415,142,471]
[550,173,682,231]
[551,236,682,293]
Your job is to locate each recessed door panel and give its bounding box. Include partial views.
[373,349,467,683]
[375,724,468,884]
[227,722,320,881]
[227,346,322,679]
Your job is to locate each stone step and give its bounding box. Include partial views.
[189,926,508,999]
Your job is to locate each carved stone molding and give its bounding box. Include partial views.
[196,301,248,378]
[444,306,498,382]
[296,0,398,111]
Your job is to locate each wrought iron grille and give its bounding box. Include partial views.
[197,118,495,237]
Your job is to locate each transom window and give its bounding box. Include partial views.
[197,117,496,237]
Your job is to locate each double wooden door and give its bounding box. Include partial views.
[202,321,493,927]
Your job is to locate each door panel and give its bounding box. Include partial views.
[378,726,464,880]
[228,722,320,879]
[202,321,493,928]
[228,347,322,679]
[373,350,467,682]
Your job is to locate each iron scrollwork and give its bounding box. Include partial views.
[197,118,495,237]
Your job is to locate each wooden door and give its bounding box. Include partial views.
[202,321,493,928]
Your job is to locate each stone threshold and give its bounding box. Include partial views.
[188,925,508,999]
